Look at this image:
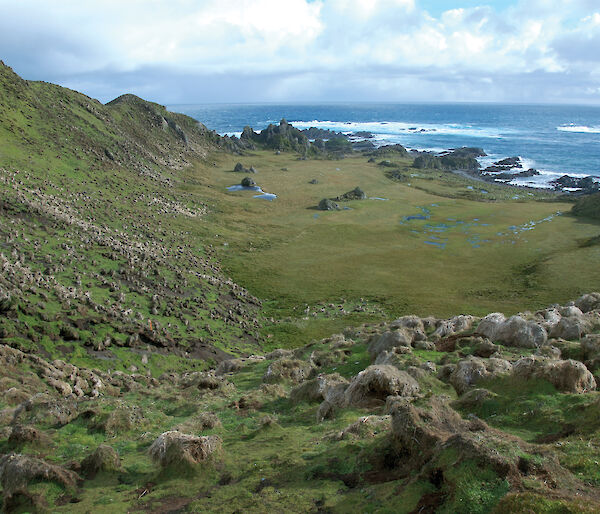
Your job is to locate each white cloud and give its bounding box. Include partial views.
[0,0,599,103]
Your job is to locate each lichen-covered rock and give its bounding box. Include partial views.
[344,365,420,407]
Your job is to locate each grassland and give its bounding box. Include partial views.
[184,150,600,345]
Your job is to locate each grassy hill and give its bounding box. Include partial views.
[1,63,600,512]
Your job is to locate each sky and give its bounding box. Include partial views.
[1,0,600,105]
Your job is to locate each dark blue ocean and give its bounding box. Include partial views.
[169,103,600,188]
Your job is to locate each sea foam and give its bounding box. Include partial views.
[557,124,600,134]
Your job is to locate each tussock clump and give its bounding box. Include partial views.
[216,356,264,375]
[4,387,31,406]
[431,315,476,340]
[216,359,246,375]
[262,358,315,384]
[197,412,221,430]
[368,330,412,361]
[259,383,286,398]
[309,348,350,368]
[81,445,121,478]
[389,396,583,501]
[476,314,547,348]
[290,373,348,404]
[344,365,420,407]
[173,412,222,433]
[330,415,391,440]
[0,453,80,509]
[94,405,144,436]
[575,292,600,313]
[8,425,47,447]
[451,388,497,409]
[12,393,79,427]
[447,357,512,395]
[512,357,596,393]
[374,348,412,368]
[265,349,293,360]
[258,414,279,428]
[149,431,222,469]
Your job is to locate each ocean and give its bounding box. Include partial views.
[169,103,600,189]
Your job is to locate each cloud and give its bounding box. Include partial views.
[1,0,599,104]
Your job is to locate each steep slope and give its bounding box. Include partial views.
[0,62,262,377]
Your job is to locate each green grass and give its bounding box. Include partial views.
[186,151,600,342]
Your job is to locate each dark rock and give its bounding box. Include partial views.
[367,144,409,159]
[318,199,340,211]
[241,177,256,188]
[309,179,319,184]
[495,156,521,167]
[552,175,599,193]
[302,127,347,140]
[335,187,367,201]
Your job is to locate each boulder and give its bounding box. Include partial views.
[336,187,367,201]
[318,198,340,211]
[344,365,420,407]
[241,176,256,187]
[148,431,222,469]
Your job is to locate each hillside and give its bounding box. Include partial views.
[0,60,263,375]
[1,64,600,512]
